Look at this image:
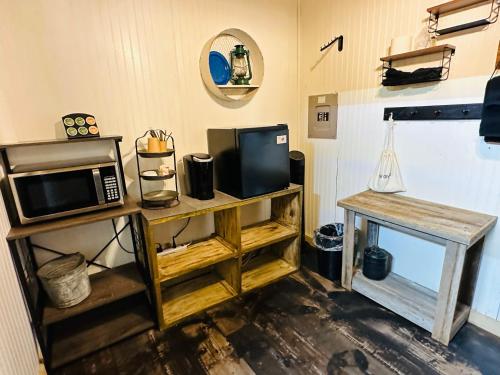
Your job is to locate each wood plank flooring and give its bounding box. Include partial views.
[54,260,500,375]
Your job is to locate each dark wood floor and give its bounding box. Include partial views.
[54,263,500,375]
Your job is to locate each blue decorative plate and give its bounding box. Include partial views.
[209,51,231,85]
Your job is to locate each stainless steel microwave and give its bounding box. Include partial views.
[9,161,123,224]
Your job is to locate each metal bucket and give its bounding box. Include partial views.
[37,253,91,308]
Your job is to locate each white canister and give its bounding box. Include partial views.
[390,36,413,55]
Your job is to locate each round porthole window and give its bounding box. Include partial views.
[200,28,264,102]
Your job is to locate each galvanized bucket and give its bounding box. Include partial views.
[37,253,91,308]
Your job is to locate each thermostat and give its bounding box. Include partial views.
[308,93,338,139]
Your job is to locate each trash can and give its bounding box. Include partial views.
[313,223,344,281]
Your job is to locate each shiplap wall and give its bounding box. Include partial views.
[299,0,500,320]
[0,0,299,373]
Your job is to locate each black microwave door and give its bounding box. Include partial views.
[14,169,99,219]
[238,128,290,198]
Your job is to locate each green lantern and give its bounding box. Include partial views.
[230,44,252,85]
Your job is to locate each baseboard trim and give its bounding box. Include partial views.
[468,309,500,338]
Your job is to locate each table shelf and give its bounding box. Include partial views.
[241,220,298,254]
[50,294,154,369]
[157,236,236,283]
[43,263,146,325]
[241,254,297,293]
[161,272,236,328]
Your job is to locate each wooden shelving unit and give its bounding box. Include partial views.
[162,272,236,327]
[43,263,146,325]
[241,254,297,293]
[50,294,153,368]
[241,220,298,254]
[142,184,302,329]
[157,236,236,282]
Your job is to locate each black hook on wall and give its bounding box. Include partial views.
[320,35,344,52]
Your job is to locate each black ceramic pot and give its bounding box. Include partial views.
[362,246,391,281]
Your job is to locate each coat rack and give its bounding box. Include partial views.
[320,35,344,52]
[383,104,483,121]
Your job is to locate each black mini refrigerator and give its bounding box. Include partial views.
[207,125,290,199]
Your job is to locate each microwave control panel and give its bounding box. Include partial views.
[100,166,121,202]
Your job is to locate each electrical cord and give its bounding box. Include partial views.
[112,218,133,254]
[172,217,191,248]
[31,243,110,269]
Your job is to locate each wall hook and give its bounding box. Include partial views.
[320,35,344,52]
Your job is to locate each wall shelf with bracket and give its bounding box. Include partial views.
[427,0,500,36]
[380,44,456,86]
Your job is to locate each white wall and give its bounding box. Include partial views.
[299,0,500,321]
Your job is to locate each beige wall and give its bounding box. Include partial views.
[0,0,299,373]
[299,0,498,94]
[0,0,299,151]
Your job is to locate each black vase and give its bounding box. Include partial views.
[362,246,391,281]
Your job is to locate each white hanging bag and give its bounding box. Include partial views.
[368,114,406,193]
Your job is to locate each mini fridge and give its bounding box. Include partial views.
[207,125,290,199]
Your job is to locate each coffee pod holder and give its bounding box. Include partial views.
[135,130,179,209]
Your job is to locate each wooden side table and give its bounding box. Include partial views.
[338,190,497,345]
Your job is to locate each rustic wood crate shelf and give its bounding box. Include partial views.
[161,272,237,328]
[157,236,236,282]
[338,190,496,345]
[50,294,154,368]
[241,220,298,254]
[241,254,297,293]
[142,185,302,330]
[43,263,146,325]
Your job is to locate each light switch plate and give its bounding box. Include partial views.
[308,93,338,139]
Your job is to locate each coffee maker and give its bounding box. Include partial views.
[183,153,214,200]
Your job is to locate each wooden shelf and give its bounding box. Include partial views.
[380,44,456,63]
[162,273,236,328]
[7,195,140,241]
[43,263,146,325]
[427,0,489,15]
[241,221,298,254]
[241,254,297,293]
[50,294,154,368]
[0,135,122,150]
[157,236,236,282]
[352,270,470,333]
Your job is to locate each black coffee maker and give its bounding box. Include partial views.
[183,153,214,200]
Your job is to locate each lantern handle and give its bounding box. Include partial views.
[246,49,253,81]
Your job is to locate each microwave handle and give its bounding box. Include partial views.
[92,169,106,204]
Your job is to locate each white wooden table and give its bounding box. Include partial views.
[338,190,497,345]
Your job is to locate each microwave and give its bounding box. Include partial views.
[9,161,123,224]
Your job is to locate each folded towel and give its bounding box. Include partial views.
[382,67,443,86]
[479,76,500,138]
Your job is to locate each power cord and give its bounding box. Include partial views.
[172,217,191,248]
[112,218,133,254]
